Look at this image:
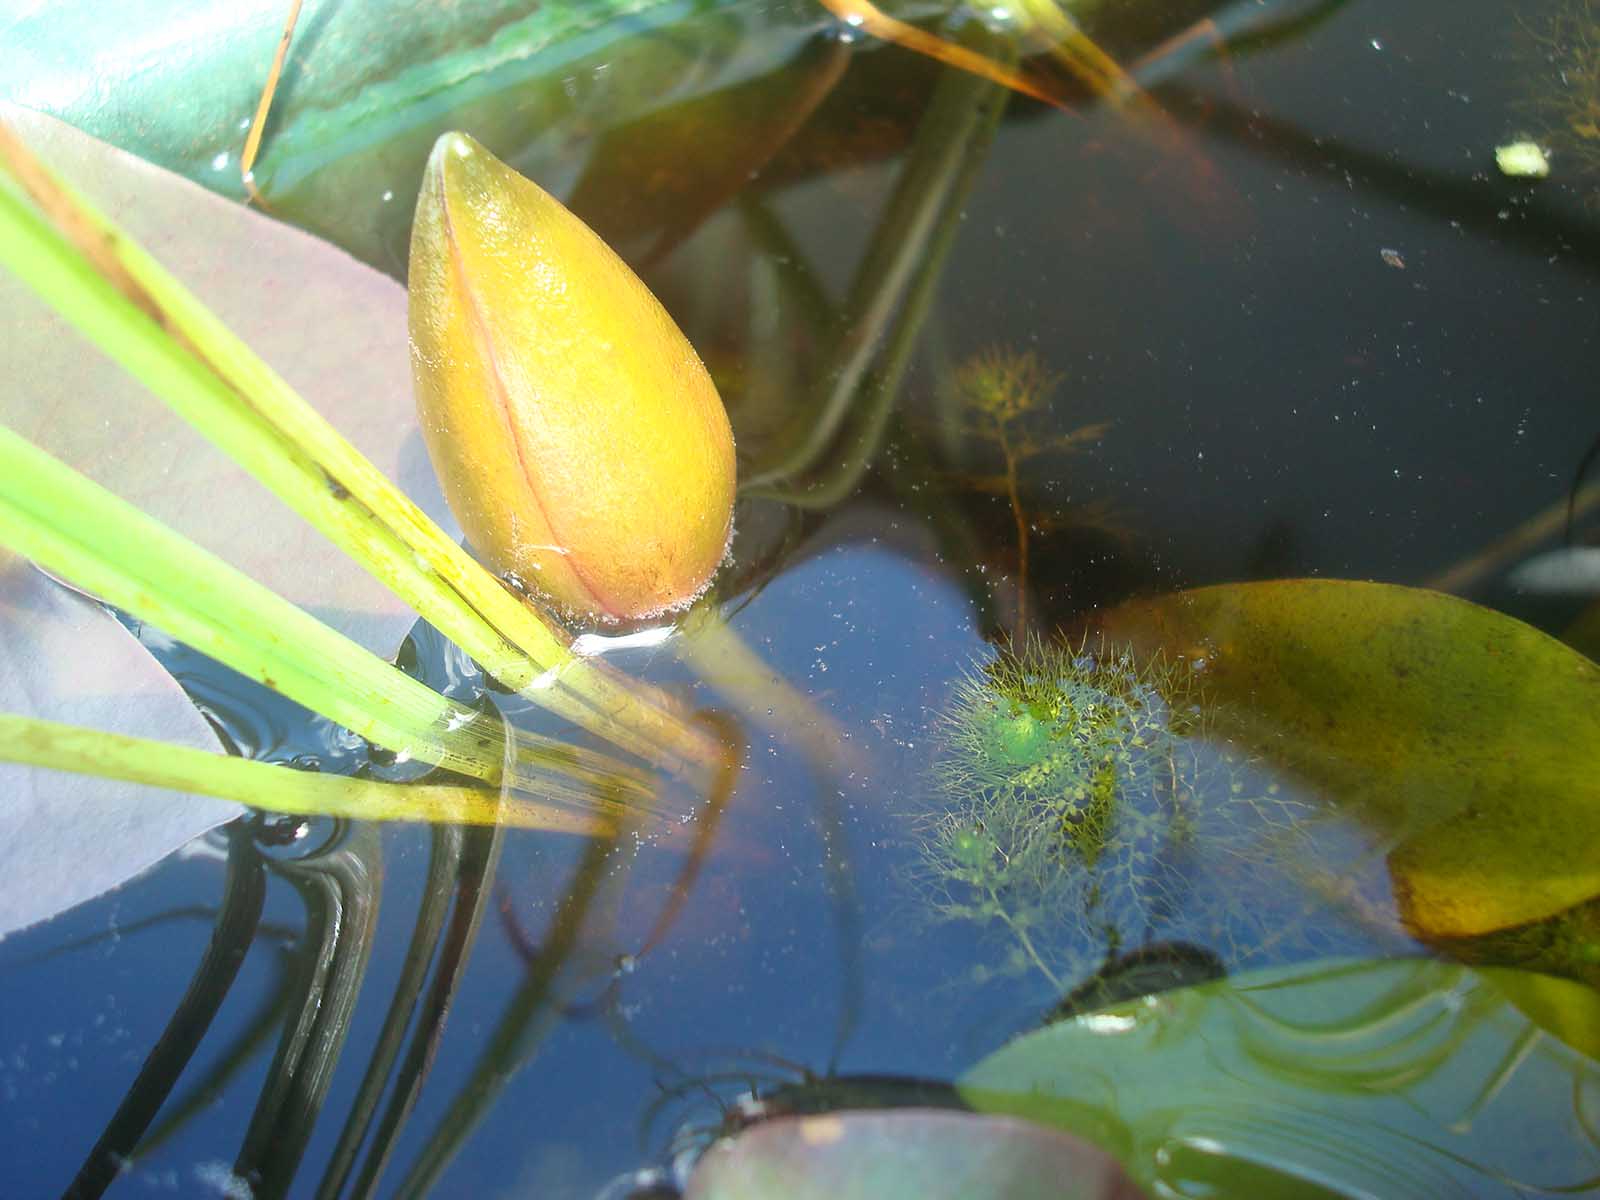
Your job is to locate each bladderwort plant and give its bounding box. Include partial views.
[907,636,1319,999]
[940,348,1108,632]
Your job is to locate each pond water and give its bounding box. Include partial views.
[4,0,1600,1196]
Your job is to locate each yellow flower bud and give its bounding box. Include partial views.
[408,132,736,622]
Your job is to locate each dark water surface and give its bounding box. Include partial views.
[4,0,1600,1195]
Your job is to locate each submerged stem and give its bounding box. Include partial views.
[992,886,1063,992]
[741,20,1015,503]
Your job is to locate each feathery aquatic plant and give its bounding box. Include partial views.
[939,348,1109,631]
[909,637,1319,996]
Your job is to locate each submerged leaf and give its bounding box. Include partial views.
[0,552,239,939]
[1427,891,1600,1002]
[408,131,736,622]
[1095,580,1600,937]
[961,957,1600,1199]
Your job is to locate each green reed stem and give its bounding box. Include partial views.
[0,712,615,833]
[0,423,662,816]
[0,118,717,776]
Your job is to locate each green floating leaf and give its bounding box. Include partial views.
[1095,580,1600,937]
[960,957,1600,1199]
[0,549,239,939]
[684,1109,1146,1200]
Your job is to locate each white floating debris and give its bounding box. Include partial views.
[1495,140,1550,179]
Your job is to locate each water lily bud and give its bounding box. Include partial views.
[408,132,736,622]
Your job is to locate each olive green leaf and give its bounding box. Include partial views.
[1095,579,1600,937]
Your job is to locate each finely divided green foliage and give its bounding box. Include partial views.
[935,348,1110,631]
[910,638,1318,994]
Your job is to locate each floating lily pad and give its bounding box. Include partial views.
[0,551,240,939]
[684,1108,1146,1200]
[1095,580,1600,936]
[960,957,1600,1199]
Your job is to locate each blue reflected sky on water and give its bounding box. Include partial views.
[0,542,1019,1195]
[0,531,1407,1196]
